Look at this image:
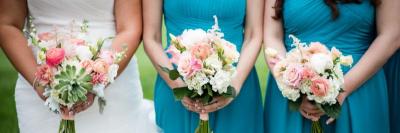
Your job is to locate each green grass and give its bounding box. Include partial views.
[0,24,268,132]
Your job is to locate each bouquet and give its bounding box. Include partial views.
[265,35,353,133]
[161,16,238,133]
[27,18,127,133]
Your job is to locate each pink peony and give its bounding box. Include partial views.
[99,50,115,65]
[190,43,213,60]
[46,48,65,67]
[91,72,107,84]
[70,39,86,45]
[35,64,54,86]
[92,59,109,74]
[166,46,181,65]
[307,42,329,54]
[283,65,303,88]
[310,77,330,97]
[177,55,203,78]
[38,32,55,41]
[80,60,94,73]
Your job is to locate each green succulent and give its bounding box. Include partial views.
[53,65,93,106]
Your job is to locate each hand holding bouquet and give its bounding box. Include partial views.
[266,35,353,133]
[161,16,239,133]
[28,19,127,133]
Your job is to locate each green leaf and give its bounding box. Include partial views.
[221,86,236,98]
[320,102,341,118]
[98,97,107,114]
[207,86,213,97]
[169,69,180,80]
[288,99,302,111]
[172,87,191,100]
[201,94,211,104]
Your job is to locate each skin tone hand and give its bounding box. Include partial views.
[143,0,196,111]
[200,0,264,113]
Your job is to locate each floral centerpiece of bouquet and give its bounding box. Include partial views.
[161,16,239,133]
[27,18,127,133]
[266,35,353,133]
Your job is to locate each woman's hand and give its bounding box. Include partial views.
[299,96,324,121]
[34,85,47,101]
[71,93,96,114]
[199,96,234,113]
[181,97,203,113]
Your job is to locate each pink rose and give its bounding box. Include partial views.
[302,67,316,80]
[38,32,55,41]
[307,42,329,54]
[166,46,181,65]
[46,48,65,67]
[91,72,107,84]
[35,64,54,86]
[283,65,303,88]
[99,50,115,65]
[70,39,86,45]
[190,43,212,60]
[80,60,94,73]
[92,59,109,74]
[310,77,330,97]
[177,55,203,78]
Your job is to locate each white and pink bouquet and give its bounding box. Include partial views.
[27,19,126,133]
[266,35,353,132]
[161,16,238,133]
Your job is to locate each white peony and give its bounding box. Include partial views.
[309,53,333,74]
[76,45,93,60]
[107,64,119,83]
[209,70,232,94]
[180,29,208,48]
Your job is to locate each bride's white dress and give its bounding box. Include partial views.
[15,0,158,132]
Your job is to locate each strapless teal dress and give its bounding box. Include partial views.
[264,0,390,132]
[154,0,264,133]
[384,50,399,133]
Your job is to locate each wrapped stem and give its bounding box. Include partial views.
[195,113,211,133]
[311,120,323,133]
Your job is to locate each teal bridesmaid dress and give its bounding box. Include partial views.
[384,50,399,133]
[264,0,390,132]
[154,0,264,133]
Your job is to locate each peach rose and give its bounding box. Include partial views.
[92,59,109,74]
[46,48,65,67]
[310,77,330,97]
[38,32,55,41]
[190,43,213,60]
[301,67,316,79]
[35,64,54,86]
[307,42,329,54]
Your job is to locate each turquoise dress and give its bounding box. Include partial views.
[264,0,390,132]
[154,0,264,133]
[384,50,399,133]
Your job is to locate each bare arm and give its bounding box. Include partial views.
[143,0,185,89]
[112,0,143,74]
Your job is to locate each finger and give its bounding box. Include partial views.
[313,112,325,118]
[201,103,219,113]
[326,118,336,125]
[300,109,311,120]
[182,97,195,106]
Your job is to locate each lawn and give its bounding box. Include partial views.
[0,26,269,132]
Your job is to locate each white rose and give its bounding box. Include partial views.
[309,53,334,74]
[180,29,208,48]
[76,45,93,60]
[340,55,353,66]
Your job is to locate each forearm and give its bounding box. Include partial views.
[111,30,141,75]
[344,34,399,95]
[144,39,184,89]
[0,25,37,85]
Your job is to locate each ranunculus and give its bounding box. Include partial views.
[80,60,94,73]
[190,43,213,60]
[340,55,353,66]
[93,59,109,74]
[331,47,342,60]
[38,32,55,41]
[46,48,65,67]
[76,45,93,60]
[309,53,333,74]
[35,64,54,86]
[70,38,86,45]
[283,65,303,88]
[166,46,181,64]
[310,77,330,97]
[307,42,329,54]
[99,50,115,65]
[177,54,203,78]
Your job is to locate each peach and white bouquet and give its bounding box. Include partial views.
[27,19,126,133]
[161,16,238,133]
[266,35,353,132]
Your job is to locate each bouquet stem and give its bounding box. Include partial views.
[311,120,323,133]
[195,113,211,133]
[59,119,75,133]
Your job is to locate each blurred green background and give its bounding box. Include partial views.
[0,25,269,132]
